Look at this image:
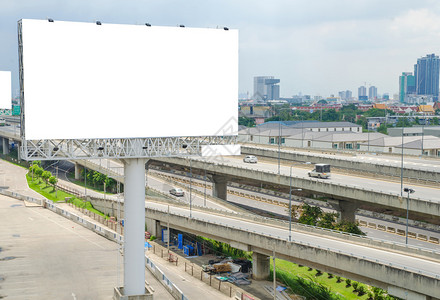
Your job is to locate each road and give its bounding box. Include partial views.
[195,155,440,203]
[243,143,440,172]
[146,201,440,280]
[68,158,440,250]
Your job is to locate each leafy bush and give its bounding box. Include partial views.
[327,273,333,279]
[335,276,341,283]
[345,278,351,287]
[315,269,323,276]
[357,285,366,296]
[352,281,359,292]
[150,235,156,241]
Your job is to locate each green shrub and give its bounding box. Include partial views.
[345,278,351,287]
[357,285,366,296]
[352,281,359,292]
[335,276,341,283]
[150,235,156,241]
[327,273,333,279]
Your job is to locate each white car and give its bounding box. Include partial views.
[243,155,258,163]
[169,188,184,197]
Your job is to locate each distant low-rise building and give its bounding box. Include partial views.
[417,105,435,115]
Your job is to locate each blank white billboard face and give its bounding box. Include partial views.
[0,71,11,109]
[20,19,238,140]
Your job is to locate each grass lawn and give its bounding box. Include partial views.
[26,173,108,219]
[272,259,371,300]
[66,173,115,195]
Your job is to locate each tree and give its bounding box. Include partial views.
[238,116,255,127]
[364,108,387,117]
[321,109,340,122]
[34,166,43,183]
[317,212,338,229]
[49,176,57,192]
[433,117,439,125]
[298,203,323,226]
[335,220,365,235]
[377,123,388,134]
[395,117,412,128]
[42,170,52,187]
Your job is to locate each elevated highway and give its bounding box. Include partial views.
[151,156,440,223]
[144,201,440,300]
[241,144,440,183]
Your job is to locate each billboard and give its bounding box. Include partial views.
[20,19,238,140]
[0,71,11,109]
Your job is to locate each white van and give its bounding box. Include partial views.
[243,155,258,163]
[308,164,331,179]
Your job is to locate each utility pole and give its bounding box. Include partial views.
[273,249,276,300]
[167,205,170,252]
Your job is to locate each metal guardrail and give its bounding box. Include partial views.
[149,206,440,281]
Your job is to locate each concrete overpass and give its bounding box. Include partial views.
[0,125,21,156]
[241,144,440,183]
[151,156,440,223]
[89,196,440,300]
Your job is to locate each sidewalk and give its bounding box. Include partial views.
[145,249,231,300]
[59,202,232,300]
[0,159,42,199]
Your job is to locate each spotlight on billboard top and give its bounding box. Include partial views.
[19,19,238,140]
[0,71,11,109]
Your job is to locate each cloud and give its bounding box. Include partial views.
[2,0,440,97]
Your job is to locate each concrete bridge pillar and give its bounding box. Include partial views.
[17,142,21,161]
[252,252,270,280]
[328,199,358,222]
[212,174,228,200]
[145,218,162,238]
[74,163,81,180]
[2,137,9,155]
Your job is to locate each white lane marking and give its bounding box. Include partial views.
[28,217,34,221]
[72,292,77,300]
[28,209,105,250]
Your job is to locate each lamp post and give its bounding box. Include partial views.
[189,158,192,218]
[204,167,207,207]
[400,117,405,198]
[403,187,415,245]
[278,121,281,175]
[289,164,302,242]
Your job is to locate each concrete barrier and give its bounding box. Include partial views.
[397,229,406,236]
[387,227,396,233]
[418,234,428,241]
[368,223,377,229]
[377,225,386,231]
[408,232,417,239]
[429,237,439,244]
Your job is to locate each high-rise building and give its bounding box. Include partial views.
[358,86,367,100]
[414,53,440,101]
[253,76,280,100]
[338,90,352,100]
[399,72,416,103]
[369,86,378,100]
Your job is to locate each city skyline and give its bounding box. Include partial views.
[2,1,440,98]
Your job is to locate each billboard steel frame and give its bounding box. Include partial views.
[19,135,237,161]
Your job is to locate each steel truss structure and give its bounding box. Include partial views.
[20,136,237,161]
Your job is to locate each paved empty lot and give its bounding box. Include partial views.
[0,194,121,300]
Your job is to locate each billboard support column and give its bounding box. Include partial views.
[2,138,9,155]
[123,158,147,296]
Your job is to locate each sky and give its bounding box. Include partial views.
[2,0,440,98]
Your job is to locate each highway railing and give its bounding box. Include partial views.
[149,205,440,283]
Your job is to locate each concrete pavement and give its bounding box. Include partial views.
[0,158,174,300]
